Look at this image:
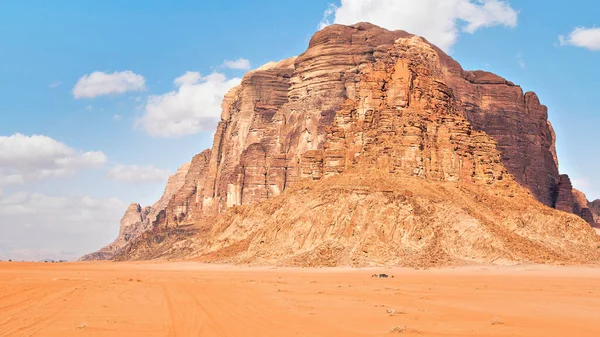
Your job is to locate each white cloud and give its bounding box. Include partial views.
[136,72,241,138]
[85,105,93,111]
[559,27,600,51]
[48,81,61,88]
[0,191,126,261]
[73,70,146,99]
[319,0,518,51]
[107,164,171,183]
[0,134,106,185]
[222,58,252,70]
[174,71,202,86]
[517,53,525,69]
[113,114,123,121]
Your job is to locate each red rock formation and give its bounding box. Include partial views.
[190,24,527,220]
[162,150,211,227]
[580,208,596,226]
[569,188,597,227]
[84,23,599,262]
[296,36,508,185]
[555,175,575,213]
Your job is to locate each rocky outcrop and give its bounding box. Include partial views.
[572,189,588,215]
[555,175,575,213]
[549,187,598,229]
[80,161,192,261]
[85,23,600,263]
[80,203,148,261]
[580,208,596,227]
[570,188,597,227]
[161,150,212,227]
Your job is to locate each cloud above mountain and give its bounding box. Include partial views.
[319,0,518,51]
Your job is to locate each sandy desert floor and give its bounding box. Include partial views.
[1,262,599,336]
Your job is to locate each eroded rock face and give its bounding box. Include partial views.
[551,187,598,228]
[192,24,519,219]
[572,189,589,216]
[446,74,559,207]
[569,188,597,227]
[161,150,212,227]
[193,24,562,220]
[589,200,600,224]
[555,175,575,213]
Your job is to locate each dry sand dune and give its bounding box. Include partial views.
[1,262,599,336]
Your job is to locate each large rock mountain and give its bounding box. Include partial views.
[83,23,600,265]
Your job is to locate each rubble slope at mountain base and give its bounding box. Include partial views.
[115,170,600,268]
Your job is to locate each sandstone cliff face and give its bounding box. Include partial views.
[161,150,212,227]
[188,24,561,221]
[188,24,524,221]
[555,175,575,214]
[85,23,599,264]
[444,72,559,208]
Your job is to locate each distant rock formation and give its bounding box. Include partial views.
[83,23,600,264]
[569,188,599,227]
[80,161,192,261]
[555,175,575,214]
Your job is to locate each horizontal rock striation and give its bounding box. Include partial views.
[555,175,575,214]
[161,150,212,227]
[193,23,561,219]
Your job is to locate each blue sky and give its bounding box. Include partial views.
[0,0,598,260]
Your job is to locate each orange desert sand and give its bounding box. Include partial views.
[1,262,599,336]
